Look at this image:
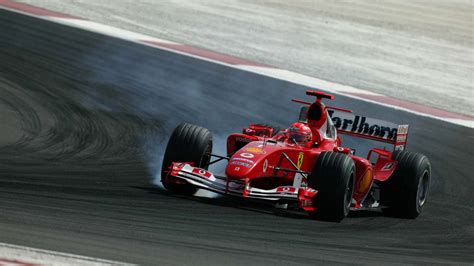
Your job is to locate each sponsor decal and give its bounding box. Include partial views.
[394,125,409,149]
[357,169,372,193]
[244,147,265,154]
[263,159,268,173]
[240,152,254,158]
[397,125,409,134]
[297,152,304,168]
[328,110,399,140]
[192,168,212,179]
[276,187,296,193]
[230,161,252,168]
[396,135,407,142]
[233,157,255,164]
[234,166,240,171]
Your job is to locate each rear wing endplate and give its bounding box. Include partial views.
[328,109,409,151]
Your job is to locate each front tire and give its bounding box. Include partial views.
[308,152,355,222]
[161,123,212,195]
[381,151,431,218]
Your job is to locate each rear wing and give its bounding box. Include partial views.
[327,109,409,151]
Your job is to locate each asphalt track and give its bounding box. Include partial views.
[1,9,473,265]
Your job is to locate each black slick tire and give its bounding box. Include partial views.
[381,151,431,218]
[308,151,355,222]
[161,123,212,195]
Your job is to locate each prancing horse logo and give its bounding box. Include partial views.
[297,152,304,168]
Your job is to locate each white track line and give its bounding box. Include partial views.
[0,3,472,128]
[0,243,133,266]
[50,18,178,45]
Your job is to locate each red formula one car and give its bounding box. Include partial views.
[161,90,431,221]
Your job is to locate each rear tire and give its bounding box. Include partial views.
[161,123,212,195]
[308,152,355,222]
[381,151,431,218]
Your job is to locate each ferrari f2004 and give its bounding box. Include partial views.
[161,90,431,221]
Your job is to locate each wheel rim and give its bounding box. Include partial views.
[417,170,430,207]
[344,175,354,215]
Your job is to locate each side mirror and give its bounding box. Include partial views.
[298,106,308,122]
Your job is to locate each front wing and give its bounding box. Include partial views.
[166,163,318,211]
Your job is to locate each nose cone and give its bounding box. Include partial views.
[226,153,256,179]
[226,146,267,179]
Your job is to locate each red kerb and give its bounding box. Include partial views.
[0,0,82,18]
[143,41,272,67]
[347,93,473,120]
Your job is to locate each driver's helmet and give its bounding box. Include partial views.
[288,122,312,145]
